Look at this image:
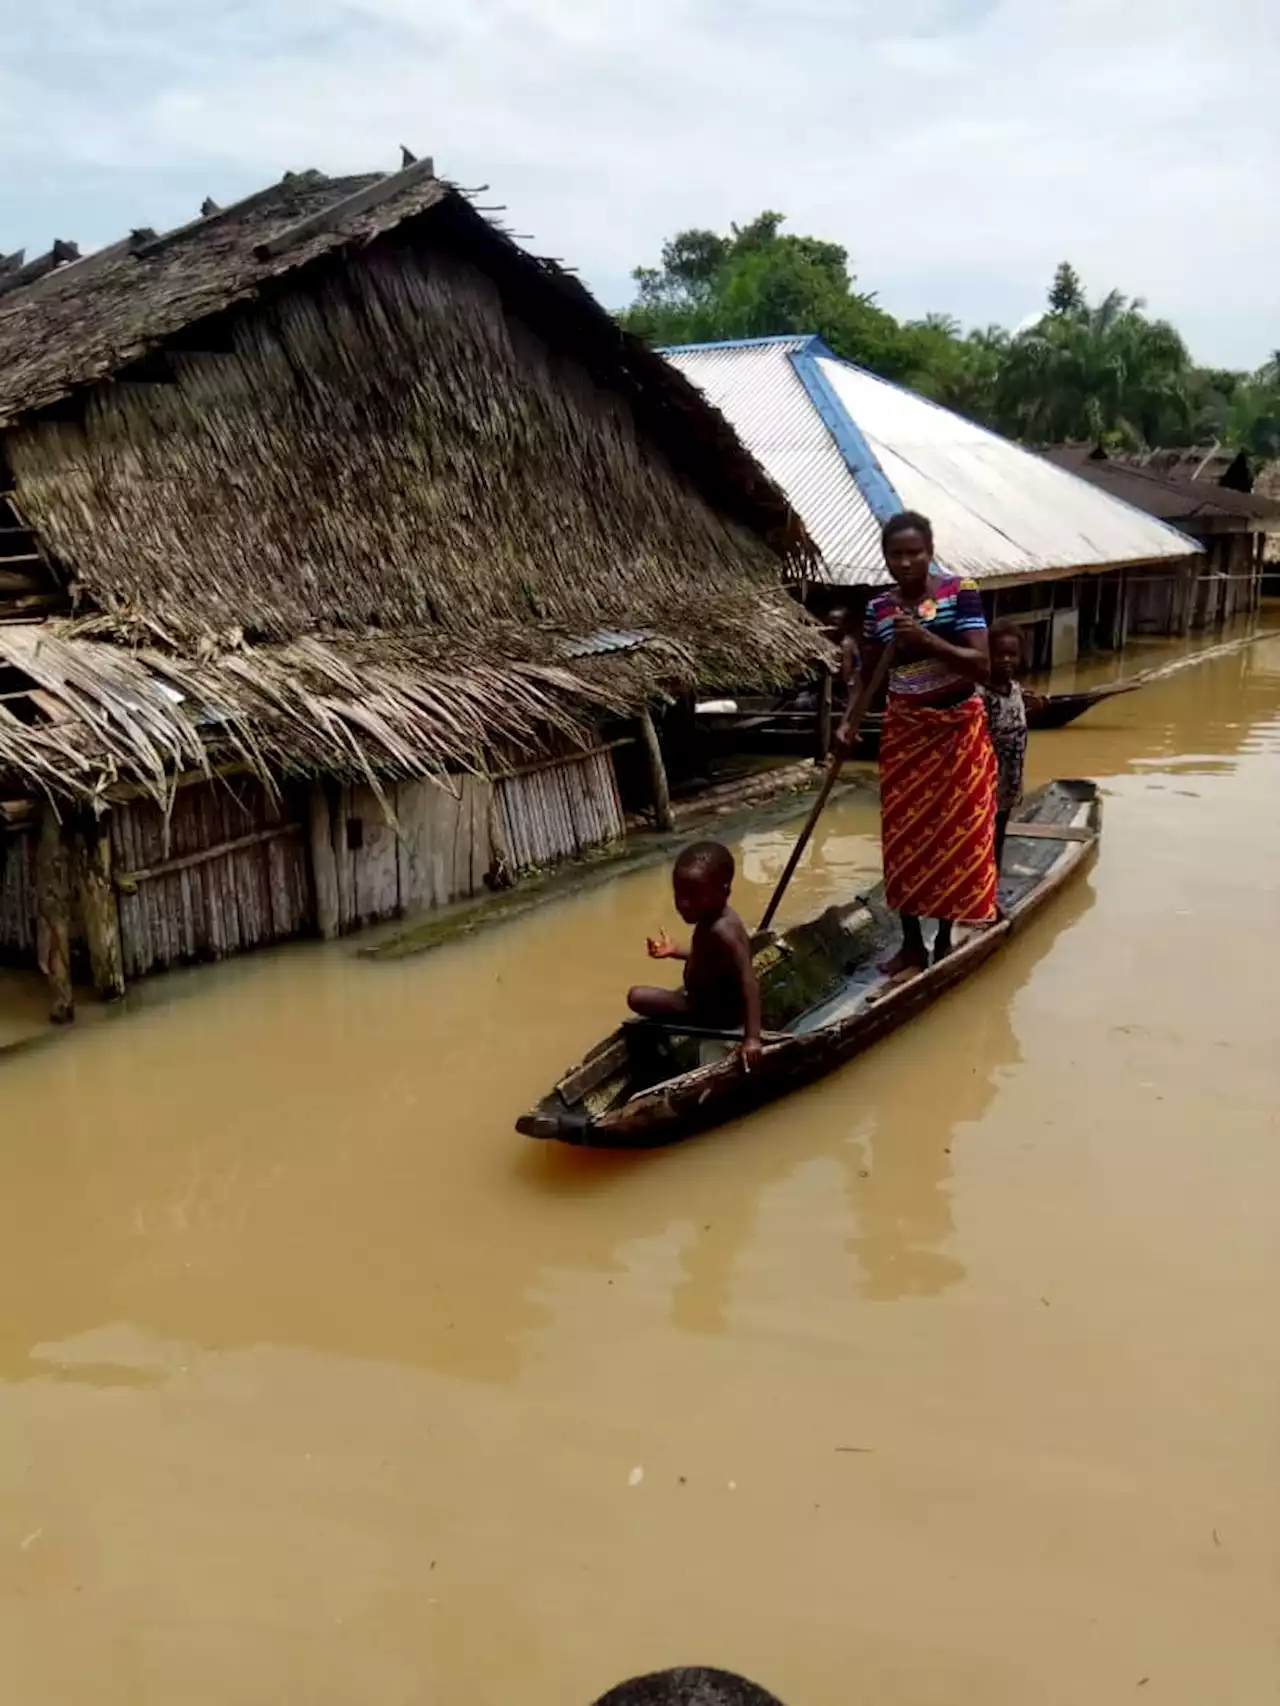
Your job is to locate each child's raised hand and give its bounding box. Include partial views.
[647,928,678,960]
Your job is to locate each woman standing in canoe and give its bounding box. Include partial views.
[836,511,997,978]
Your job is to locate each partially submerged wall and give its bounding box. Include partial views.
[0,742,628,1014]
[111,776,313,979]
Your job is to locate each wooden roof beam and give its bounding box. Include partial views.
[252,155,436,261]
[132,170,331,262]
[14,236,135,304]
[0,240,81,303]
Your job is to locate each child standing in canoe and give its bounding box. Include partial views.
[982,621,1044,870]
[628,840,764,1071]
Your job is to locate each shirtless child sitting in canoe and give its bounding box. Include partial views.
[627,841,764,1072]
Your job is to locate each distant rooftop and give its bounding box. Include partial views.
[1041,446,1280,533]
[663,335,1200,586]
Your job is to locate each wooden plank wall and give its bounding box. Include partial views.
[1,753,626,983]
[0,829,38,965]
[392,776,493,920]
[326,752,623,934]
[111,778,312,979]
[496,748,625,872]
[327,775,495,931]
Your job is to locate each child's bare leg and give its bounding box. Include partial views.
[627,986,692,1020]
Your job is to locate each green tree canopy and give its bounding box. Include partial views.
[620,216,1280,463]
[996,288,1194,449]
[620,212,915,379]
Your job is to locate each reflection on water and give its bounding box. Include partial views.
[844,883,1092,1301]
[660,878,1096,1321]
[1,630,1279,1706]
[1029,617,1280,783]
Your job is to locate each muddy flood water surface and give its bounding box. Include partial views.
[2,631,1279,1705]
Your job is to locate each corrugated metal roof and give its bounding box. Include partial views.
[664,337,1198,586]
[662,341,883,577]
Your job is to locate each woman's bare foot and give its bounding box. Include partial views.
[877,947,927,977]
[866,963,923,1004]
[932,922,954,963]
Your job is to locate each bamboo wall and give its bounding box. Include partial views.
[495,747,625,871]
[1127,539,1263,638]
[110,777,313,979]
[2,746,626,998]
[0,828,38,964]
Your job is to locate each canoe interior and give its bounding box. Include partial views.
[518,779,1099,1145]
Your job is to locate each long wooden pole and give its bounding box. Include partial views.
[637,705,674,833]
[77,815,125,1000]
[308,783,341,940]
[36,803,75,1024]
[757,643,895,933]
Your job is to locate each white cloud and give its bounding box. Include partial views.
[2,0,1277,366]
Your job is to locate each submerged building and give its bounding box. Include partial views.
[663,335,1210,669]
[0,160,818,1016]
[1041,446,1280,633]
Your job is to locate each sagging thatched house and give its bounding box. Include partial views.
[0,157,818,1019]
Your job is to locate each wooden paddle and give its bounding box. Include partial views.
[758,642,896,932]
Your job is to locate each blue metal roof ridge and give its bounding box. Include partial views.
[657,333,818,354]
[788,343,901,525]
[809,346,1202,558]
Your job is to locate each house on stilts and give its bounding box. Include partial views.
[663,336,1211,669]
[0,159,818,1020]
[1040,446,1280,632]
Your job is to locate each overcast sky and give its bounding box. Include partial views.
[3,0,1277,369]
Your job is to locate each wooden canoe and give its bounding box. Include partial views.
[696,682,1139,758]
[1027,682,1139,729]
[516,778,1101,1149]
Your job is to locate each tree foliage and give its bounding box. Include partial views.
[1048,261,1085,316]
[622,211,918,381]
[620,217,1280,463]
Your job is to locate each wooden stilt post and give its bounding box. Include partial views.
[309,782,341,940]
[815,668,834,762]
[36,803,74,1024]
[77,813,125,1000]
[637,706,675,833]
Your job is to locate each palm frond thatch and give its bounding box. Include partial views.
[7,243,805,647]
[0,165,821,804]
[0,170,812,573]
[0,597,823,807]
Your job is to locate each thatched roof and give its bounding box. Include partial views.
[0,160,821,804]
[0,598,815,808]
[0,160,808,566]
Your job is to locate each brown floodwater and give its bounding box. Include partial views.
[2,625,1279,1706]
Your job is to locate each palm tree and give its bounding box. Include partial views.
[995,280,1190,448]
